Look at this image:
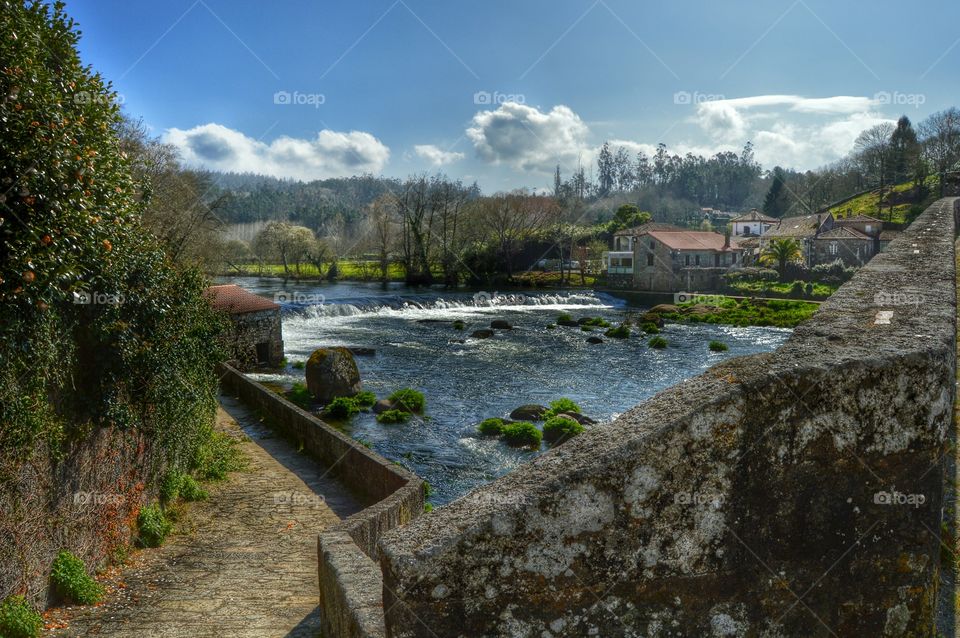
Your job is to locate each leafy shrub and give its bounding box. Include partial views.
[543,416,584,444]
[287,382,313,408]
[192,430,246,481]
[641,322,660,334]
[377,409,411,424]
[545,398,581,417]
[50,551,104,605]
[325,396,360,419]
[708,340,729,352]
[501,422,542,448]
[0,596,43,638]
[137,504,172,548]
[160,470,184,503]
[353,391,377,408]
[649,336,668,349]
[604,324,630,339]
[580,325,593,332]
[452,320,466,330]
[557,312,573,322]
[723,267,779,284]
[811,259,856,283]
[477,417,506,436]
[178,475,207,501]
[388,388,425,413]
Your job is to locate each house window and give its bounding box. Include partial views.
[830,242,838,255]
[647,253,654,266]
[714,254,720,267]
[865,224,873,233]
[649,241,655,250]
[684,254,690,266]
[732,252,737,263]
[695,255,701,266]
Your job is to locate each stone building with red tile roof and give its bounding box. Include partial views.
[205,284,284,368]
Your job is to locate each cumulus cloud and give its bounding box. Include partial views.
[691,94,894,169]
[164,123,390,180]
[466,102,589,171]
[413,144,465,167]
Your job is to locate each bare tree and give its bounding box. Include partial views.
[853,122,896,217]
[919,108,960,197]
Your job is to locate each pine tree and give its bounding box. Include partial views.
[762,167,791,218]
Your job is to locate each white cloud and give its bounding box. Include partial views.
[690,94,895,169]
[413,144,465,167]
[466,102,589,171]
[164,123,390,180]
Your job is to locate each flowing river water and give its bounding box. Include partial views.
[221,278,791,505]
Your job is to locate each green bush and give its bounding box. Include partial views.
[604,324,630,339]
[557,312,573,322]
[137,504,172,548]
[0,0,225,482]
[192,430,246,481]
[477,417,506,436]
[0,596,43,638]
[377,409,411,424]
[649,336,668,349]
[287,382,313,408]
[580,325,593,332]
[641,322,660,334]
[388,388,425,413]
[159,470,183,503]
[542,416,584,444]
[178,474,207,501]
[545,397,581,417]
[501,422,542,448]
[452,320,466,330]
[325,396,360,419]
[50,550,104,605]
[708,340,729,352]
[353,390,377,408]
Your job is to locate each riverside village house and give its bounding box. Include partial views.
[605,222,744,292]
[604,212,897,293]
[204,284,284,369]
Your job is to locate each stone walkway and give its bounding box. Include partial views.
[45,394,364,638]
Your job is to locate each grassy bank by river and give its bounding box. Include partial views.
[651,297,819,328]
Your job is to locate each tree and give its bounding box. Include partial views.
[760,238,802,279]
[367,194,396,283]
[597,142,615,196]
[253,222,315,277]
[607,204,652,233]
[763,167,791,218]
[889,115,920,185]
[854,122,896,217]
[919,108,960,197]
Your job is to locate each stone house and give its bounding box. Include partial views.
[205,284,284,368]
[760,212,835,267]
[605,222,682,287]
[810,226,876,266]
[625,230,743,292]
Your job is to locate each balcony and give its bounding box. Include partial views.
[604,251,634,275]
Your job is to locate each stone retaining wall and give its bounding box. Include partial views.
[217,365,424,637]
[378,198,960,637]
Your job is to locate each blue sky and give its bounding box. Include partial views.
[69,0,959,191]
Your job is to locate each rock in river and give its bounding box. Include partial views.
[305,347,362,402]
[471,329,494,339]
[586,336,604,344]
[490,319,513,330]
[510,404,548,420]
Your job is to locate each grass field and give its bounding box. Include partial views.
[655,296,820,328]
[828,178,939,224]
[728,280,838,299]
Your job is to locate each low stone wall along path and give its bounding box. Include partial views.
[46,394,363,638]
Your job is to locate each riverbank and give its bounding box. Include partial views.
[649,296,820,328]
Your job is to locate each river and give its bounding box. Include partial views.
[220,278,791,505]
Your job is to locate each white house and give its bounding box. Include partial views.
[731,209,777,237]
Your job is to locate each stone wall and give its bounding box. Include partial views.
[217,365,424,637]
[223,308,284,368]
[377,198,959,637]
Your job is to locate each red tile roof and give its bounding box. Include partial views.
[204,284,279,314]
[613,222,683,236]
[642,230,738,251]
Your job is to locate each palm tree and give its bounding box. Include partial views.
[760,238,802,279]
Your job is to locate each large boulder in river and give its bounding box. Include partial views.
[586,336,604,344]
[649,304,679,314]
[557,411,597,425]
[471,329,494,339]
[510,404,548,421]
[305,347,362,402]
[373,399,393,414]
[556,318,579,327]
[490,319,513,330]
[639,312,664,328]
